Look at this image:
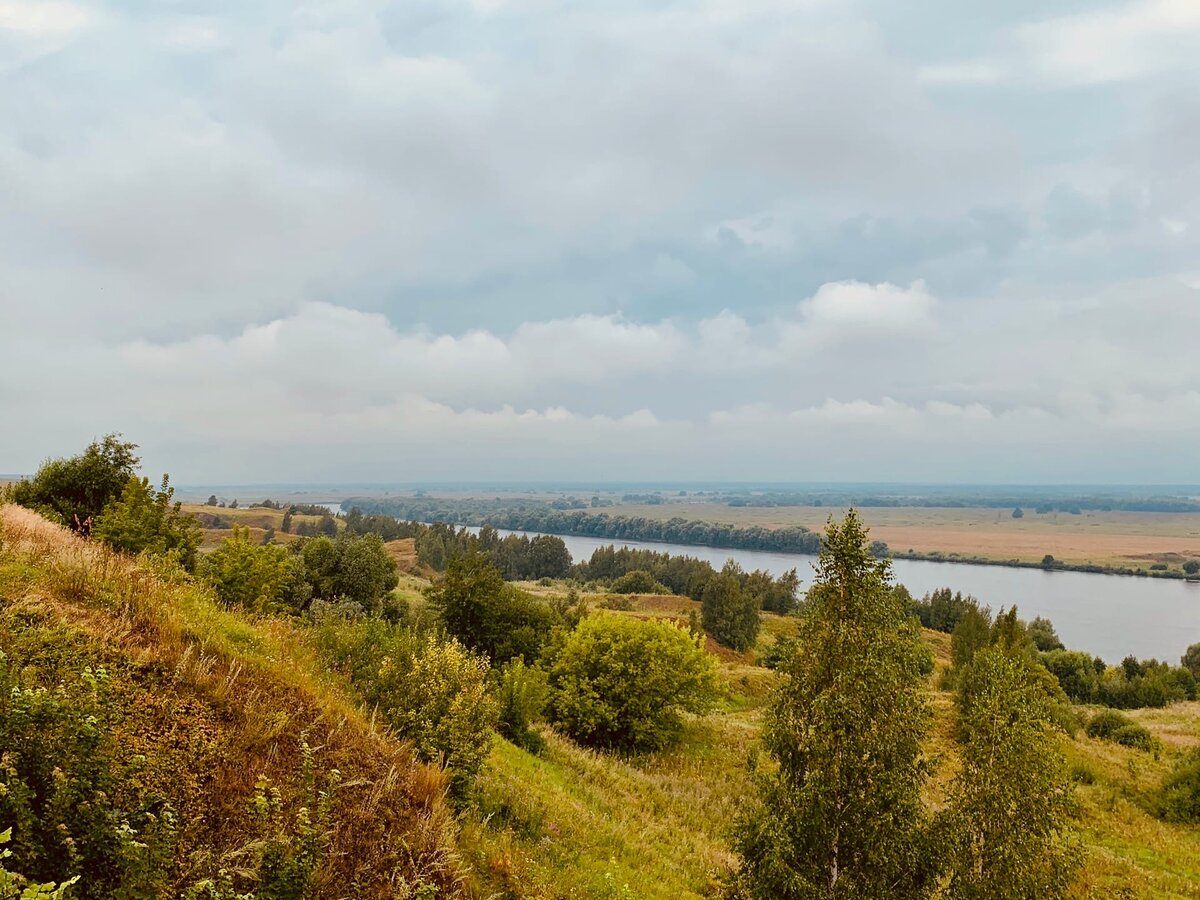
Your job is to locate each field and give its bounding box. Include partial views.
[594,502,1200,570]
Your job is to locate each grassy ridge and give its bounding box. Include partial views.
[0,504,460,897]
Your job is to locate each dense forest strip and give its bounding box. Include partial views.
[344,500,824,555]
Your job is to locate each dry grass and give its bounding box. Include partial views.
[0,504,462,897]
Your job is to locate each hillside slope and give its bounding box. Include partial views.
[0,504,460,897]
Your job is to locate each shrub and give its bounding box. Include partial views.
[609,570,668,594]
[1184,560,1200,576]
[309,619,497,795]
[545,615,718,752]
[299,532,398,615]
[1042,650,1101,702]
[202,527,309,615]
[1086,709,1155,749]
[494,658,550,752]
[427,552,559,663]
[1157,749,1200,823]
[93,474,201,572]
[0,653,175,898]
[1182,642,1200,678]
[1028,616,1065,652]
[7,434,139,532]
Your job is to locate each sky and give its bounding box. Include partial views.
[2,0,1200,484]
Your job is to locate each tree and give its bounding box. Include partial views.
[280,510,293,534]
[734,511,934,899]
[1012,507,1024,519]
[206,494,218,506]
[299,533,398,616]
[8,434,140,532]
[202,527,309,614]
[229,499,239,509]
[937,646,1080,897]
[1028,616,1064,652]
[92,474,201,572]
[1041,554,1056,569]
[426,551,558,663]
[1184,560,1200,576]
[949,604,993,675]
[544,615,717,752]
[702,561,760,651]
[1183,642,1200,679]
[261,524,276,545]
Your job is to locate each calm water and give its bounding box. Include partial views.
[481,528,1200,664]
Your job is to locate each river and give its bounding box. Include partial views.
[482,528,1200,664]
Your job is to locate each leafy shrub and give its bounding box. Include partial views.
[202,527,310,615]
[494,658,550,752]
[0,653,175,898]
[609,570,668,595]
[911,587,982,634]
[7,434,139,532]
[93,474,202,572]
[299,533,398,615]
[544,615,718,752]
[426,552,560,663]
[1184,642,1200,678]
[1028,616,1064,651]
[1157,749,1200,823]
[309,619,497,795]
[1087,709,1155,750]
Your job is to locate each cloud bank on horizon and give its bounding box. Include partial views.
[2,0,1199,483]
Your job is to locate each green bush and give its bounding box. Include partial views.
[494,658,550,752]
[426,552,559,663]
[93,474,201,572]
[0,653,175,898]
[202,527,310,615]
[8,434,139,532]
[1087,709,1155,750]
[545,615,718,752]
[299,533,398,616]
[609,570,669,594]
[1157,749,1200,823]
[309,620,497,795]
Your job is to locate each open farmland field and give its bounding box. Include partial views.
[595,502,1200,569]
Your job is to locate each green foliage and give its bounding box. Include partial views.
[0,828,79,899]
[202,527,309,615]
[426,552,559,663]
[1182,642,1200,677]
[1086,710,1156,750]
[1012,506,1024,518]
[911,587,984,634]
[93,474,201,572]
[1183,560,1200,575]
[299,532,398,616]
[609,570,668,594]
[734,511,933,899]
[494,658,550,752]
[1157,749,1200,823]
[309,619,497,795]
[1043,649,1194,709]
[0,654,175,899]
[948,603,992,680]
[938,646,1080,898]
[700,562,760,652]
[8,434,139,532]
[1028,616,1064,652]
[544,615,718,753]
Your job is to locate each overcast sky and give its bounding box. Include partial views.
[3,0,1200,484]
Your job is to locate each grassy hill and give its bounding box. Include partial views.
[0,504,459,897]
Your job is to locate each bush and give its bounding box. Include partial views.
[299,532,398,615]
[1158,749,1200,823]
[1028,616,1064,652]
[494,658,550,752]
[202,527,309,615]
[0,653,175,898]
[545,615,718,752]
[8,434,139,532]
[1183,642,1200,678]
[1087,709,1155,750]
[427,552,560,663]
[609,570,668,594]
[309,619,497,795]
[93,474,201,572]
[1184,560,1200,576]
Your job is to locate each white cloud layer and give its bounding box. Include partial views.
[3,2,1200,483]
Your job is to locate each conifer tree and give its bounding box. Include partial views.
[734,510,933,899]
